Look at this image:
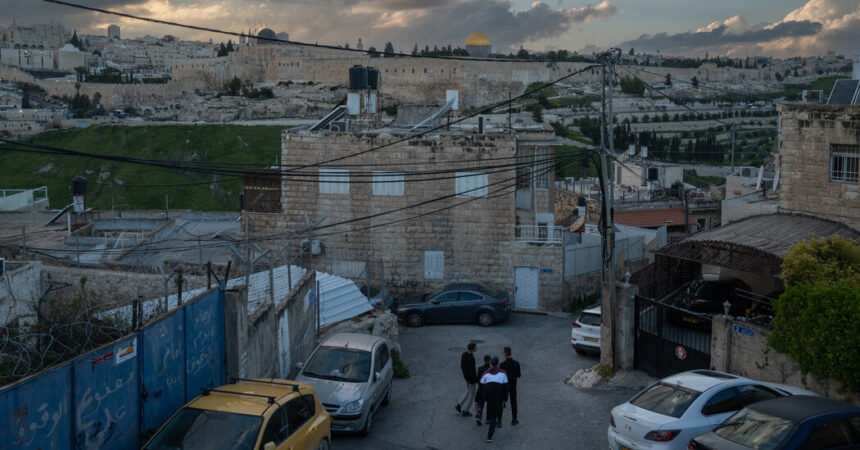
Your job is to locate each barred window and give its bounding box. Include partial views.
[830,144,859,184]
[319,168,349,194]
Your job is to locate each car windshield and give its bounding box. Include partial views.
[145,408,261,450]
[578,312,601,326]
[713,407,796,450]
[302,346,372,382]
[629,382,701,418]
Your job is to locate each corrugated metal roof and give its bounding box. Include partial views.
[104,265,372,326]
[827,79,860,105]
[614,208,694,228]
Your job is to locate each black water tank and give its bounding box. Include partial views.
[349,65,368,90]
[577,196,587,207]
[72,175,87,195]
[366,66,379,90]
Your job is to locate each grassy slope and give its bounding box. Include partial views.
[1,125,283,211]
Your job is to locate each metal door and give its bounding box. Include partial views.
[184,289,226,401]
[634,296,712,378]
[514,267,539,310]
[140,310,185,438]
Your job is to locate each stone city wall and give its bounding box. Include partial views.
[778,104,860,227]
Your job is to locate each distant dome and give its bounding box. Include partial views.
[256,28,277,43]
[466,30,491,47]
[59,43,80,52]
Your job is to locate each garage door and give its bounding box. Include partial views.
[515,267,539,310]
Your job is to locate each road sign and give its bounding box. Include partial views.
[733,325,755,337]
[675,345,687,360]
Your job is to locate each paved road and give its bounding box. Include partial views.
[334,312,640,450]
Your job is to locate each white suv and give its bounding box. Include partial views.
[571,306,601,355]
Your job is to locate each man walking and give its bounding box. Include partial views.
[474,354,491,425]
[455,342,478,416]
[479,356,508,443]
[499,346,521,425]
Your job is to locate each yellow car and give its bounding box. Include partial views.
[142,378,332,450]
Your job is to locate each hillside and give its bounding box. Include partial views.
[0,125,283,211]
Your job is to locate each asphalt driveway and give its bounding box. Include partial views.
[334,312,641,450]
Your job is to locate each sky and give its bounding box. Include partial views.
[3,0,859,57]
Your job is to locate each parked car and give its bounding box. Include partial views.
[394,283,511,327]
[608,370,816,450]
[688,395,860,450]
[571,306,601,355]
[142,378,331,450]
[667,275,752,328]
[357,282,395,310]
[294,333,393,435]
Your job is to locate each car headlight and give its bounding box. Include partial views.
[341,399,364,414]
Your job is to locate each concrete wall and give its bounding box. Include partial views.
[0,261,44,325]
[44,265,205,307]
[778,104,860,227]
[278,269,317,379]
[711,315,857,404]
[721,193,778,225]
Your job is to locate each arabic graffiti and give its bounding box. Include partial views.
[13,397,67,447]
[75,369,135,449]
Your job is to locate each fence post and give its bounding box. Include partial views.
[177,270,183,306]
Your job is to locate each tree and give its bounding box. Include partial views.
[344,43,350,49]
[69,30,83,50]
[224,76,242,96]
[21,88,31,108]
[383,42,394,57]
[781,235,859,288]
[691,76,699,88]
[226,40,234,52]
[664,73,672,86]
[531,106,543,123]
[619,76,646,96]
[162,35,177,42]
[368,46,379,57]
[412,44,419,56]
[217,43,228,57]
[517,46,530,59]
[628,48,634,56]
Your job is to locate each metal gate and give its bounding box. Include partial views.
[634,295,712,378]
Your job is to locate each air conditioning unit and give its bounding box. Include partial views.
[741,168,753,177]
[300,239,322,255]
[329,120,350,132]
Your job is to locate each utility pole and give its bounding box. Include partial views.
[303,213,326,341]
[730,123,736,174]
[598,49,620,370]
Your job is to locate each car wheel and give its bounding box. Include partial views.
[360,409,373,436]
[477,311,493,327]
[406,312,423,327]
[382,382,391,406]
[574,348,586,356]
[316,438,330,450]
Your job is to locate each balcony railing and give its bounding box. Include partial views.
[515,225,564,244]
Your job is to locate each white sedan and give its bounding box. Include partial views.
[571,306,601,355]
[607,370,815,450]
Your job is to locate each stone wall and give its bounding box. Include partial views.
[248,129,564,310]
[711,315,857,404]
[0,261,45,325]
[778,104,860,227]
[44,265,206,307]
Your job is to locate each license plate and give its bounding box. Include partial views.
[585,337,599,343]
[683,316,700,324]
[619,445,631,450]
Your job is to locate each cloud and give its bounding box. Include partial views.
[6,0,616,51]
[616,0,859,57]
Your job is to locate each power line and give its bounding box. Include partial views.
[42,0,575,64]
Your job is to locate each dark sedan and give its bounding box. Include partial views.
[688,395,860,450]
[394,283,511,327]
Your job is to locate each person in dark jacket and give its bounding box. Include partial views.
[499,346,521,425]
[479,356,508,443]
[474,354,492,425]
[455,342,478,416]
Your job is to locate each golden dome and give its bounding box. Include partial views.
[466,30,491,47]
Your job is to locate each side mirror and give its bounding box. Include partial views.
[374,371,381,382]
[295,362,304,371]
[430,300,439,305]
[264,442,276,450]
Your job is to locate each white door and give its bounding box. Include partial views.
[515,267,539,310]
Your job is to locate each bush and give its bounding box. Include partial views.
[768,281,860,393]
[391,349,410,378]
[781,235,859,287]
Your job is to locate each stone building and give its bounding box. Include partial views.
[245,125,567,311]
[107,24,120,40]
[778,103,859,228]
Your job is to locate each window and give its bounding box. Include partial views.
[805,419,854,449]
[830,144,859,183]
[375,343,390,372]
[424,250,444,279]
[455,172,488,198]
[261,405,289,446]
[460,292,482,302]
[713,408,795,449]
[736,384,781,406]
[629,382,701,418]
[146,408,261,450]
[286,396,315,433]
[434,292,458,303]
[372,171,404,196]
[318,168,349,194]
[702,387,742,415]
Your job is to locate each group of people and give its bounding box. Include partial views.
[456,343,522,443]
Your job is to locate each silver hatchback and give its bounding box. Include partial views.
[294,333,393,435]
